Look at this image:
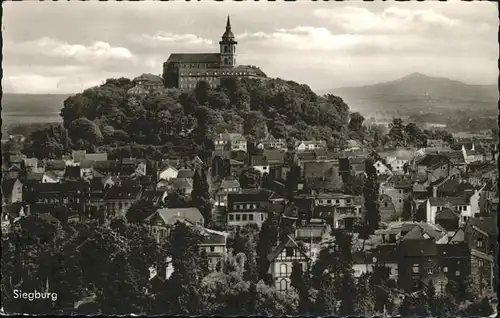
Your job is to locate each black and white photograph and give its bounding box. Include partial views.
[1,0,498,316]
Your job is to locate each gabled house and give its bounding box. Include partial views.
[379,194,397,222]
[227,189,282,228]
[380,174,412,216]
[145,207,204,243]
[157,164,179,181]
[294,140,326,152]
[1,203,26,234]
[42,170,62,183]
[214,179,241,208]
[103,185,142,219]
[352,247,398,279]
[267,235,311,292]
[461,144,484,164]
[374,160,393,176]
[44,160,66,173]
[197,227,229,271]
[396,222,449,293]
[29,181,90,214]
[426,197,472,225]
[214,132,248,152]
[257,136,287,151]
[462,217,497,295]
[2,178,23,205]
[294,218,328,243]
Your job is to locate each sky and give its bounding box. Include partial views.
[2,1,498,94]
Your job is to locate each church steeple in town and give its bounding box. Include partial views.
[219,15,237,68]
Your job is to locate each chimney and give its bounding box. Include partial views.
[432,186,438,198]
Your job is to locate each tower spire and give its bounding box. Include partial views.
[226,15,231,30]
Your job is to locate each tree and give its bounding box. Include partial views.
[256,214,279,281]
[354,273,375,316]
[348,112,366,140]
[68,117,104,145]
[166,188,189,208]
[363,160,380,233]
[342,173,364,196]
[229,226,259,282]
[388,118,405,147]
[239,168,262,189]
[465,297,493,317]
[290,261,311,314]
[153,222,206,315]
[191,169,212,226]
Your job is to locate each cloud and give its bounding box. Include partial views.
[313,6,462,34]
[7,37,136,64]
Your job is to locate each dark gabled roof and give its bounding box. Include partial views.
[65,166,81,178]
[104,186,142,200]
[228,188,277,205]
[267,235,310,262]
[220,179,240,189]
[133,73,164,83]
[26,172,44,181]
[196,227,228,245]
[2,178,19,196]
[436,208,460,220]
[142,190,166,202]
[44,160,66,170]
[466,216,498,237]
[417,154,449,167]
[145,207,204,226]
[177,169,195,179]
[429,196,469,206]
[93,160,121,171]
[34,181,88,193]
[436,242,469,258]
[250,154,267,166]
[397,238,437,257]
[167,53,221,63]
[2,203,24,218]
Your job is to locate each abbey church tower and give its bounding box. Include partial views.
[219,16,237,68]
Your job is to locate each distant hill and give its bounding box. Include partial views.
[329,73,498,116]
[1,93,70,125]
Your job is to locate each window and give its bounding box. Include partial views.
[477,239,484,248]
[336,200,340,204]
[455,270,460,276]
[478,260,484,267]
[286,247,294,257]
[412,264,420,273]
[249,214,254,221]
[427,268,433,274]
[413,280,420,289]
[280,264,287,275]
[242,214,247,221]
[210,246,215,252]
[246,204,250,209]
[327,200,332,204]
[235,214,241,221]
[384,202,388,208]
[443,266,448,272]
[279,279,288,292]
[372,257,377,263]
[261,214,264,221]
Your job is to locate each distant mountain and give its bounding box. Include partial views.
[329,73,498,116]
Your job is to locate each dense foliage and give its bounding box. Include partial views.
[19,77,352,159]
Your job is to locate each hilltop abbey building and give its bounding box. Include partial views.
[162,16,266,90]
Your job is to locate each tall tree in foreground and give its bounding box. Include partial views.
[256,214,279,281]
[363,160,380,233]
[191,169,212,226]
